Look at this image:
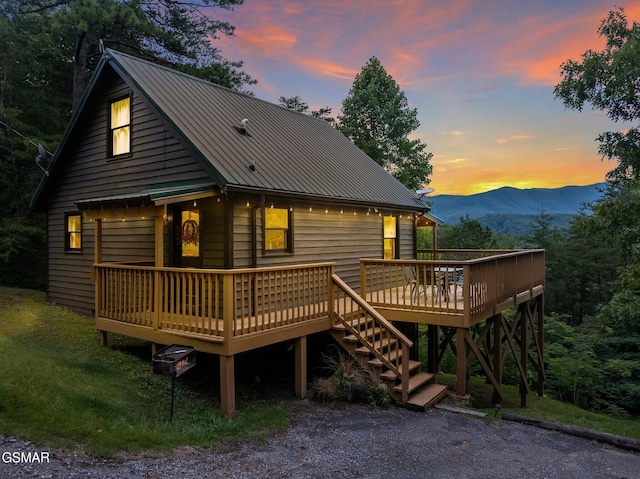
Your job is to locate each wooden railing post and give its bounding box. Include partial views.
[360,260,367,298]
[328,264,335,326]
[222,272,235,355]
[463,264,470,327]
[401,342,409,403]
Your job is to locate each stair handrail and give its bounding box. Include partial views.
[331,273,413,402]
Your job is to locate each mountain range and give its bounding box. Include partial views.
[427,183,605,234]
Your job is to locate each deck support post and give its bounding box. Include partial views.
[537,294,545,397]
[427,325,440,373]
[456,327,468,396]
[294,336,307,399]
[492,314,503,405]
[520,304,529,408]
[220,355,236,418]
[100,330,108,347]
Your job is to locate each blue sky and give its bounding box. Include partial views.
[213,1,638,194]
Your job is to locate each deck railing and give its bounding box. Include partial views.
[94,251,544,343]
[361,249,545,325]
[94,262,335,340]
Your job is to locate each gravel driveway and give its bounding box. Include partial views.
[2,401,640,479]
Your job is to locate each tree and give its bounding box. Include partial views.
[0,1,61,289]
[278,95,335,123]
[437,216,496,250]
[554,7,640,183]
[17,0,254,108]
[337,57,432,190]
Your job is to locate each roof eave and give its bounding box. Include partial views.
[225,184,427,212]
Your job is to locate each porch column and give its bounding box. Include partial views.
[220,355,236,418]
[456,327,468,396]
[94,219,107,347]
[294,336,307,399]
[153,215,164,333]
[154,215,164,267]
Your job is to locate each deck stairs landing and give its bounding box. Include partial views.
[330,275,448,410]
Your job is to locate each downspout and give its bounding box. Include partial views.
[251,195,265,268]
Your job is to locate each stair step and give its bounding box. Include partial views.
[355,338,397,355]
[343,327,382,343]
[406,383,449,410]
[333,316,375,328]
[379,360,422,381]
[368,352,404,368]
[393,371,435,395]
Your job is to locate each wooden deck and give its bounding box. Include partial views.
[92,250,545,416]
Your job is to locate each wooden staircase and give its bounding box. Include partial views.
[330,274,448,410]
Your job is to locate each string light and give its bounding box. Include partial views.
[246,201,250,207]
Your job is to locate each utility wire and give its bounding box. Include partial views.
[0,120,54,155]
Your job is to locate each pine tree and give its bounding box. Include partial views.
[338,57,432,190]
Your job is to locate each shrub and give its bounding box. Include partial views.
[309,347,390,407]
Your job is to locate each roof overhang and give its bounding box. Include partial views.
[416,212,445,227]
[75,180,217,219]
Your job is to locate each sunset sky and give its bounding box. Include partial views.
[213,1,639,195]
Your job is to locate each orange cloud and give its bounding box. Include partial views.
[496,135,532,144]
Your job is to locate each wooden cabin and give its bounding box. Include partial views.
[31,50,545,416]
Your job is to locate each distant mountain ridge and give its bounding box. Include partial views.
[428,183,605,225]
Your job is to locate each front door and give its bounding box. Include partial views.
[172,203,203,268]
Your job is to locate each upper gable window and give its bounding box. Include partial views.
[110,97,131,156]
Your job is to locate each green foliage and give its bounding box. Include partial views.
[0,288,289,457]
[16,0,254,107]
[437,215,497,249]
[544,314,640,415]
[554,7,640,183]
[278,95,335,123]
[337,57,433,190]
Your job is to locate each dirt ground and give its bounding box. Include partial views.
[2,400,640,479]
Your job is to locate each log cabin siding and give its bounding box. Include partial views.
[46,75,213,312]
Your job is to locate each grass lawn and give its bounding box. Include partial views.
[0,287,290,458]
[436,374,640,440]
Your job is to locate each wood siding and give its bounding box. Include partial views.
[47,73,212,312]
[231,196,416,291]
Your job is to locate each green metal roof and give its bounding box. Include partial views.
[34,49,427,212]
[74,180,216,210]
